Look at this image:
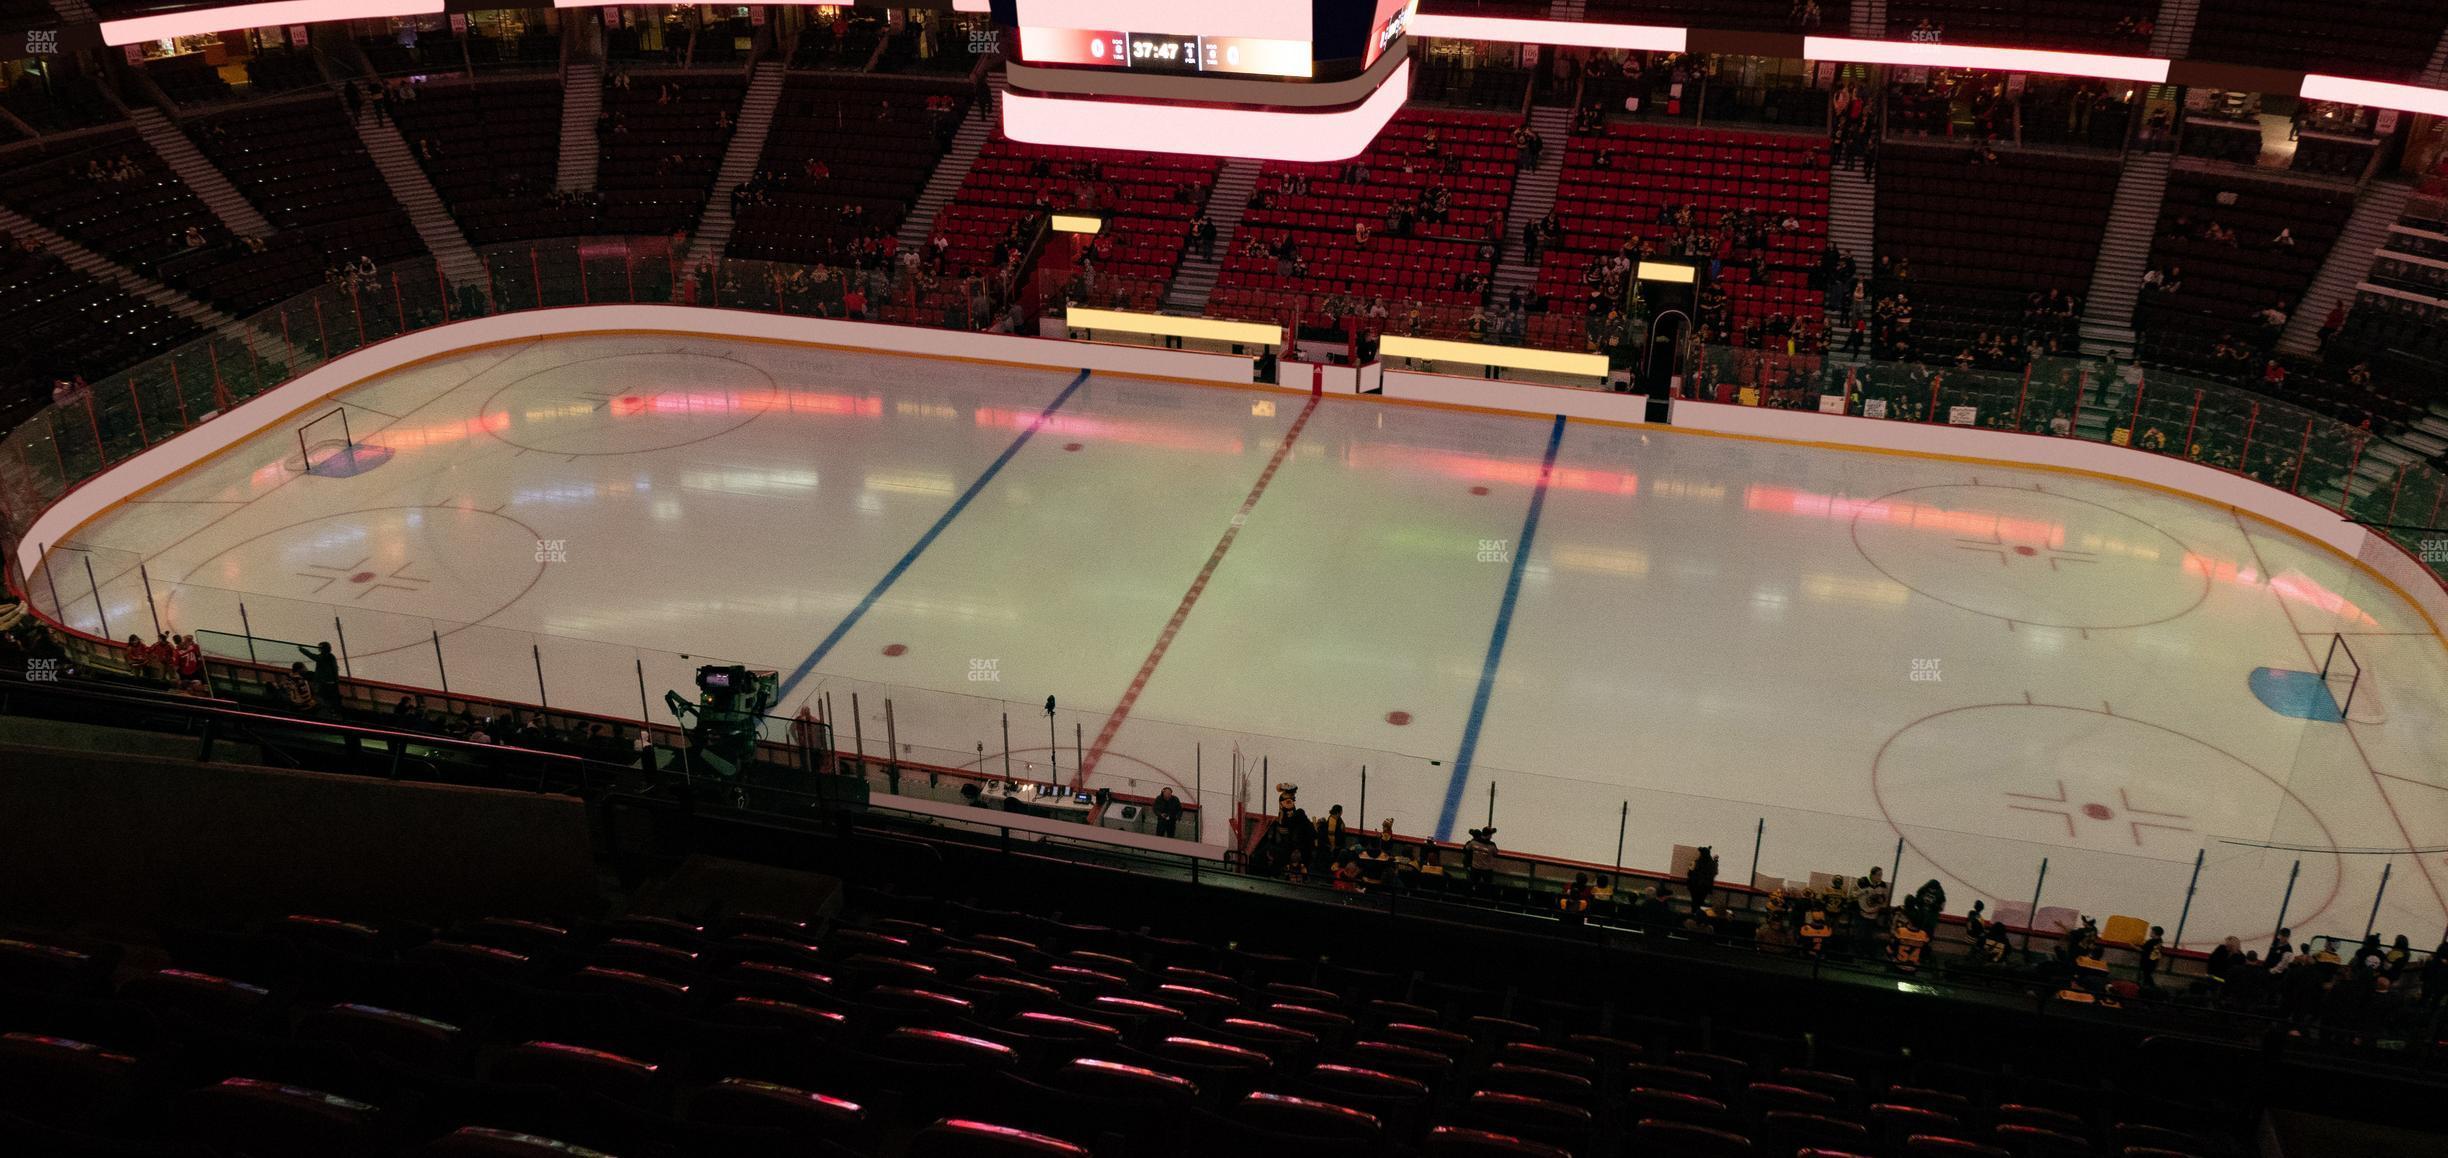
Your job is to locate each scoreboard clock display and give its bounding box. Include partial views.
[1019,27,1314,77]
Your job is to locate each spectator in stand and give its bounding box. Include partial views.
[1151,786,1180,837]
[2422,939,2448,1006]
[1319,803,1348,852]
[278,662,317,713]
[1559,872,1594,927]
[2318,302,2346,348]
[1331,853,1364,892]
[171,634,203,686]
[1684,845,1718,911]
[123,634,159,681]
[1464,826,1498,894]
[298,641,343,716]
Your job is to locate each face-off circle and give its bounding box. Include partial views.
[1849,483,2210,629]
[480,351,777,456]
[1871,702,2343,948]
[165,506,549,658]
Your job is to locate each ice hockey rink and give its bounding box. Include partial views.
[37,333,2448,951]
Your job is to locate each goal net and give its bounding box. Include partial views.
[294,407,354,474]
[2317,634,2385,724]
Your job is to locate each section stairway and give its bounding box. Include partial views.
[127,107,275,238]
[2149,0,2201,59]
[2278,179,2413,356]
[681,62,788,274]
[1823,164,1876,363]
[0,204,238,331]
[1490,105,1574,300]
[555,66,604,193]
[895,74,1001,252]
[350,109,487,289]
[2078,152,2170,358]
[1160,159,1262,315]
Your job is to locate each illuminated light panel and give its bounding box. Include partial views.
[103,2,444,45]
[1003,59,1412,164]
[1050,214,1106,235]
[2299,74,2448,118]
[1407,13,1685,53]
[1380,335,1610,378]
[1065,307,1283,347]
[1636,261,1697,284]
[1802,37,2169,83]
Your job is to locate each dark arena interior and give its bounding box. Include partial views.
[6,2,2448,1157]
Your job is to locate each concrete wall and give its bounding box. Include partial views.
[0,743,598,927]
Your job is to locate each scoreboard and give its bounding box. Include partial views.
[994,0,1418,161]
[1005,0,1416,83]
[1017,28,1316,78]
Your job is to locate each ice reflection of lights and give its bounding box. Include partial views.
[1748,484,2065,545]
[970,407,1247,455]
[862,471,957,496]
[1645,478,1727,501]
[2184,553,2378,626]
[511,483,600,505]
[1801,573,1912,606]
[679,469,820,495]
[1343,443,1638,494]
[505,387,882,424]
[1548,545,1650,577]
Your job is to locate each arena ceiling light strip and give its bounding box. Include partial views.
[1406,13,1685,53]
[1000,59,1413,163]
[1802,36,2169,84]
[2299,74,2448,119]
[100,1,444,46]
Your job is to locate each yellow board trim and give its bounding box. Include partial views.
[1381,335,1610,378]
[1063,307,1281,348]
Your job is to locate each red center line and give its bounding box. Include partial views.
[2231,511,2448,917]
[1077,394,1321,786]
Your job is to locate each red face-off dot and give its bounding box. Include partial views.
[1064,442,1084,452]
[881,644,908,657]
[2014,545,2038,556]
[1385,711,1412,726]
[1469,486,1490,496]
[350,572,376,584]
[2083,802,2114,821]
